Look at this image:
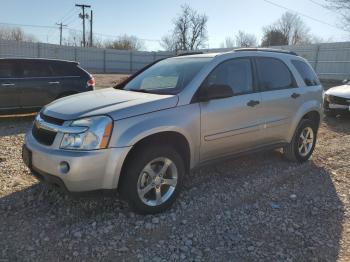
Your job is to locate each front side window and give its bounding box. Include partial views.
[292,60,320,86]
[205,58,254,95]
[256,57,294,91]
[123,57,212,95]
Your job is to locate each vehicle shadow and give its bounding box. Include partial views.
[323,114,350,135]
[0,115,34,137]
[0,151,345,261]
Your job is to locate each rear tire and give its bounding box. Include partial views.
[119,145,185,214]
[283,119,317,163]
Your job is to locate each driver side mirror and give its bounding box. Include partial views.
[197,84,233,102]
[343,79,349,84]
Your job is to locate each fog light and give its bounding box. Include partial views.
[59,161,70,174]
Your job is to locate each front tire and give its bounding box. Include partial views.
[119,145,185,214]
[283,119,317,162]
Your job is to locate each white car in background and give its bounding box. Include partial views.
[324,79,350,116]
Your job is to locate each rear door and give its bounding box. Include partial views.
[50,62,86,96]
[0,60,21,110]
[19,60,55,108]
[199,58,264,162]
[255,56,303,144]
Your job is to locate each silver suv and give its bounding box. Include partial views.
[23,49,323,214]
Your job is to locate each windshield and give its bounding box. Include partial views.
[123,57,212,94]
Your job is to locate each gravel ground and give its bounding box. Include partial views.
[1,114,349,261]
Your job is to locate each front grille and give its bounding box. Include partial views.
[328,95,350,106]
[32,124,57,146]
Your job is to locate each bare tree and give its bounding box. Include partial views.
[161,5,208,51]
[261,28,288,46]
[220,37,235,48]
[235,31,257,47]
[326,0,350,30]
[261,12,311,46]
[0,26,36,42]
[104,34,145,51]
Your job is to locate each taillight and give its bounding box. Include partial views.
[87,77,95,89]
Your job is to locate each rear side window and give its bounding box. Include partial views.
[292,60,320,86]
[51,63,82,77]
[255,57,294,91]
[206,58,253,95]
[21,61,52,77]
[0,61,18,78]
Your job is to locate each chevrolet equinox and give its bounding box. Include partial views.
[23,49,323,214]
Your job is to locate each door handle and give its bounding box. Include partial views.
[291,93,301,99]
[1,83,15,87]
[247,100,260,107]
[48,81,60,85]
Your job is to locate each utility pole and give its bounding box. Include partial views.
[56,22,67,46]
[90,10,93,47]
[75,4,91,47]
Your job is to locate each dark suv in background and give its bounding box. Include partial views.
[0,58,95,114]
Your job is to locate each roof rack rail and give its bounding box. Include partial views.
[234,48,298,56]
[176,51,204,57]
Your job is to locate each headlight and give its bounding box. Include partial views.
[60,116,113,150]
[324,93,330,102]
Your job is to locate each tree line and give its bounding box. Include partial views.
[0,1,349,51]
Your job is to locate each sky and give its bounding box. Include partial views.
[0,0,349,51]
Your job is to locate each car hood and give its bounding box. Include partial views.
[325,84,350,99]
[42,88,179,121]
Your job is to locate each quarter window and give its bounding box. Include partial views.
[205,58,253,95]
[255,57,294,90]
[292,60,320,86]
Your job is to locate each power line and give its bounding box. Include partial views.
[58,7,76,24]
[0,21,161,42]
[262,0,350,32]
[308,0,325,8]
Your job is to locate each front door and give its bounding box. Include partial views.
[18,60,55,109]
[199,58,264,162]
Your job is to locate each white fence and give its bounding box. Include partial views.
[0,40,173,74]
[0,40,349,80]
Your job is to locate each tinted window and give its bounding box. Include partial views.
[256,57,294,90]
[206,58,253,95]
[21,61,52,77]
[51,63,82,76]
[0,61,18,78]
[292,60,320,86]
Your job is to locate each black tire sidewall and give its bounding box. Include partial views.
[120,146,185,214]
[293,119,317,162]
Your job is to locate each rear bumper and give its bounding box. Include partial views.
[23,130,131,192]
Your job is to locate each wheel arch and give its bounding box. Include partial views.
[118,131,191,190]
[288,102,322,143]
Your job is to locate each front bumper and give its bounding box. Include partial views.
[324,95,350,112]
[23,130,131,192]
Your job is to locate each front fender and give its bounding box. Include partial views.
[109,104,201,168]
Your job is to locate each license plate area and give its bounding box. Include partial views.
[22,145,32,169]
